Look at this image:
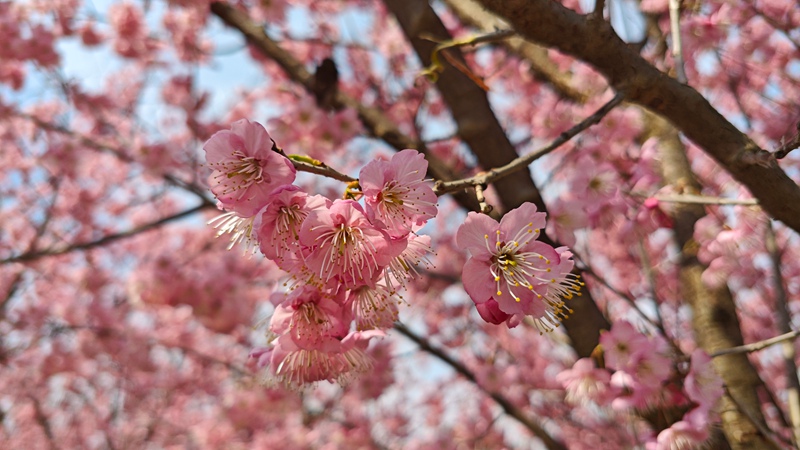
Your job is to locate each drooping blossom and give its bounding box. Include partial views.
[269,285,348,346]
[253,185,329,268]
[299,199,406,289]
[383,233,435,289]
[346,283,399,331]
[455,202,581,331]
[360,149,438,235]
[203,119,296,216]
[251,330,382,388]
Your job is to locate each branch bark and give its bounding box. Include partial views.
[644,112,777,449]
[209,1,481,213]
[383,0,610,358]
[475,0,800,235]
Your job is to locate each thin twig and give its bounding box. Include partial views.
[765,221,800,447]
[1,203,213,265]
[18,113,212,201]
[393,322,567,450]
[434,93,624,195]
[592,0,606,18]
[774,125,800,159]
[652,194,759,206]
[287,157,356,183]
[711,330,800,357]
[668,0,688,84]
[473,183,493,214]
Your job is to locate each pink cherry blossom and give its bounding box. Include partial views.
[383,233,434,289]
[299,199,406,289]
[360,149,438,235]
[253,185,329,267]
[252,330,382,388]
[269,285,348,346]
[203,119,296,216]
[346,284,399,330]
[456,203,579,331]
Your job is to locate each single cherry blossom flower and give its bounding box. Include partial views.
[203,119,296,215]
[556,358,612,405]
[252,330,382,388]
[253,185,329,267]
[360,149,438,236]
[300,199,406,290]
[269,286,348,345]
[456,203,579,331]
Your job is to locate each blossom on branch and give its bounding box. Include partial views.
[456,203,581,332]
[360,149,438,236]
[203,118,296,216]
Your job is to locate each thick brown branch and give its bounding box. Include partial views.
[475,0,800,235]
[209,1,481,213]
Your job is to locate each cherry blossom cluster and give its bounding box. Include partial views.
[203,119,438,387]
[556,321,724,449]
[456,203,583,332]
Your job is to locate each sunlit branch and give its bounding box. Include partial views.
[765,222,800,447]
[1,203,213,265]
[419,29,515,83]
[724,386,794,450]
[774,125,800,159]
[668,0,687,84]
[285,154,356,183]
[441,0,590,103]
[651,194,758,206]
[711,330,800,357]
[393,322,567,450]
[434,93,624,195]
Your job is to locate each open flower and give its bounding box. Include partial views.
[360,149,438,236]
[456,203,580,331]
[203,119,296,215]
[300,199,406,290]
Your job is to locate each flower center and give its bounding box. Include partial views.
[211,149,269,197]
[313,223,378,283]
[484,224,549,302]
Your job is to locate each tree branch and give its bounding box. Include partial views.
[475,0,800,235]
[442,0,589,103]
[433,93,623,195]
[209,1,481,213]
[393,322,567,450]
[1,203,213,265]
